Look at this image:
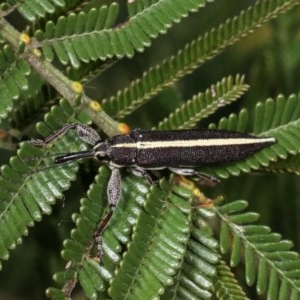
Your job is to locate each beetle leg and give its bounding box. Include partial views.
[30,123,101,147]
[94,168,121,259]
[107,168,122,207]
[168,167,220,186]
[130,167,154,184]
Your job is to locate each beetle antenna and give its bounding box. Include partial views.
[54,150,95,164]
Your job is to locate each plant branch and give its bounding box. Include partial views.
[0,17,120,136]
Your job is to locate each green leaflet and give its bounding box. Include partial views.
[1,0,300,299]
[36,1,210,67]
[0,99,90,270]
[109,176,193,300]
[47,166,150,298]
[0,45,31,121]
[214,260,248,300]
[48,172,218,299]
[215,199,300,299]
[102,0,298,119]
[154,74,249,130]
[0,0,66,21]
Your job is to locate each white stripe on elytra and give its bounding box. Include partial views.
[111,137,275,149]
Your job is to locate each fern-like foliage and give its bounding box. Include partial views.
[10,88,55,128]
[212,199,300,299]
[102,0,298,119]
[0,0,65,21]
[267,154,300,175]
[47,174,226,299]
[170,215,219,299]
[1,0,300,298]
[110,177,192,299]
[127,0,161,17]
[33,0,209,67]
[0,99,89,270]
[214,260,248,299]
[0,45,30,120]
[154,74,249,130]
[47,166,113,299]
[47,172,194,299]
[48,167,300,299]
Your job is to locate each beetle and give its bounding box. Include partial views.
[30,123,276,258]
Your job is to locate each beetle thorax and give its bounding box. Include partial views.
[94,142,111,160]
